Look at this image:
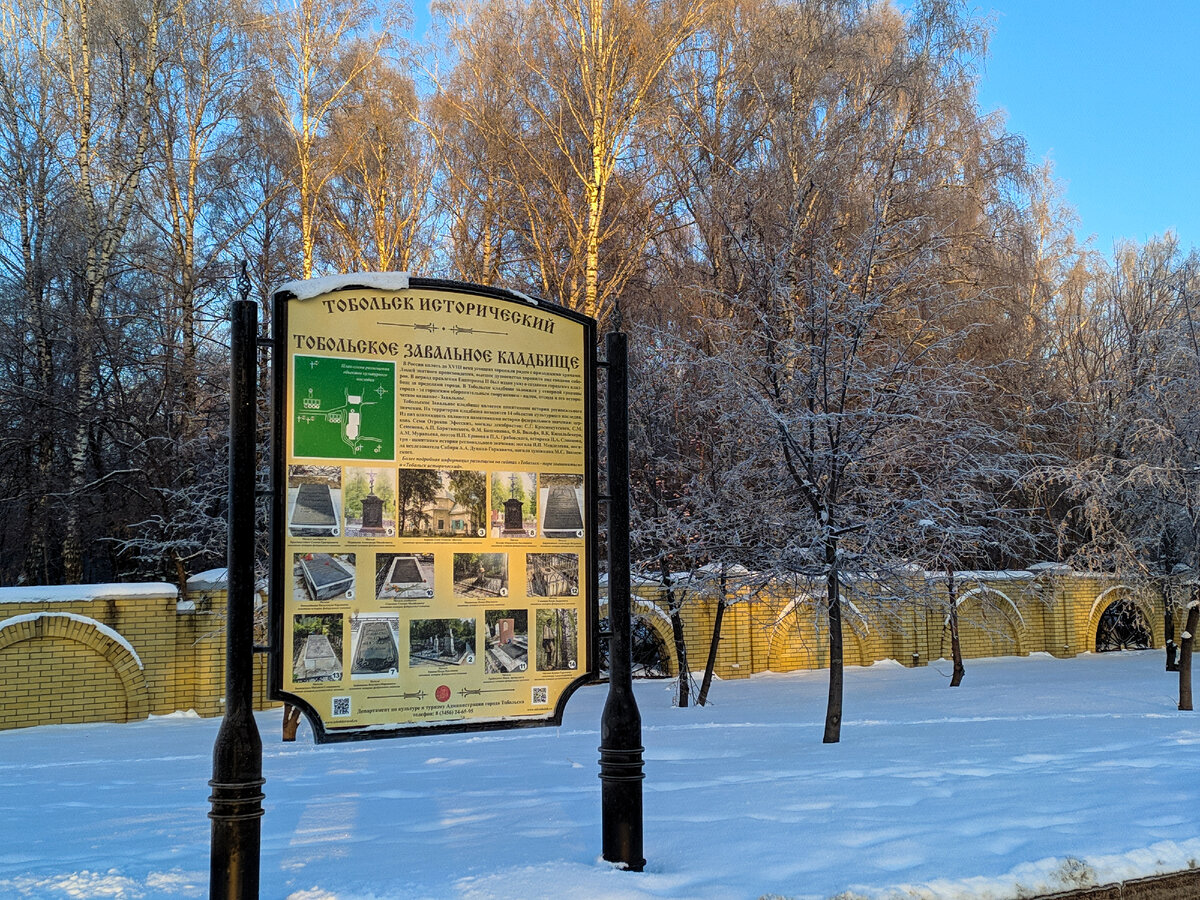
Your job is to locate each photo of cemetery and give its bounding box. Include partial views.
[484,609,528,674]
[349,614,400,679]
[394,468,487,537]
[293,552,355,602]
[452,552,509,598]
[291,614,344,683]
[535,608,578,671]
[526,553,578,597]
[373,552,435,600]
[286,465,342,537]
[342,467,396,537]
[490,471,537,537]
[409,618,477,667]
[538,473,584,538]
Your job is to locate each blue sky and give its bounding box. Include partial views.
[408,2,1199,255]
[973,1,1199,254]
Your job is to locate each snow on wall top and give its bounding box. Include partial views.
[1028,561,1073,573]
[274,272,410,301]
[926,569,1037,582]
[186,568,228,591]
[0,583,177,604]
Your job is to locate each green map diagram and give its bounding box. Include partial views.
[293,356,395,460]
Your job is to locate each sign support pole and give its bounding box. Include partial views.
[599,331,645,871]
[209,280,265,899]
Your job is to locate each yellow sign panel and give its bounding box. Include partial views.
[272,279,595,740]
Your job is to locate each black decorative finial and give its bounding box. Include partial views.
[237,259,250,303]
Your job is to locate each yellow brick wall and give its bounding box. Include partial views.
[610,571,1176,681]
[0,584,278,732]
[0,570,1179,731]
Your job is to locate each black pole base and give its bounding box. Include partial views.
[599,743,646,871]
[208,777,265,899]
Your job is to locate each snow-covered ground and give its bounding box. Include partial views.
[4,650,1200,900]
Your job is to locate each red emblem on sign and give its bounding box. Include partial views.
[435,685,451,702]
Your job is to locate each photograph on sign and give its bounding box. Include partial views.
[343,467,396,537]
[271,279,596,741]
[374,552,435,600]
[293,552,355,603]
[483,609,529,674]
[527,553,579,597]
[539,474,585,538]
[394,468,486,538]
[490,471,537,537]
[292,615,344,683]
[287,466,342,538]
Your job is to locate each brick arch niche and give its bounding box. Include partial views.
[0,613,149,729]
[943,587,1027,660]
[764,596,869,671]
[1087,586,1157,652]
[599,597,679,677]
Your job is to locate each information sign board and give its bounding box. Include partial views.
[270,277,597,741]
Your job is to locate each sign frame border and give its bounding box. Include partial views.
[267,277,599,744]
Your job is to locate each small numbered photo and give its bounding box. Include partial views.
[287,465,342,537]
[293,552,355,602]
[395,468,487,537]
[349,613,401,680]
[374,552,435,600]
[409,617,477,668]
[526,553,579,598]
[538,473,584,539]
[452,552,509,598]
[484,609,529,674]
[343,467,396,537]
[490,471,537,537]
[535,608,579,672]
[292,614,344,683]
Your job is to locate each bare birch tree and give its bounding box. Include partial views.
[254,0,404,279]
[433,0,711,326]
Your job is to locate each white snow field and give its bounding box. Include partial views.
[3,650,1200,900]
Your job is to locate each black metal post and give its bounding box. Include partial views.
[599,331,645,871]
[209,284,265,899]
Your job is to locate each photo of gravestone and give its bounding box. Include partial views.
[395,468,487,537]
[535,608,578,671]
[484,609,528,674]
[374,552,435,600]
[452,553,509,598]
[287,465,342,537]
[349,614,401,679]
[490,471,537,537]
[538,473,584,539]
[292,614,344,683]
[343,467,396,537]
[409,618,476,668]
[293,552,355,602]
[526,553,579,597]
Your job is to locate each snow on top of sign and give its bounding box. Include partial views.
[275,272,411,301]
[0,583,177,604]
[0,611,144,669]
[506,287,539,306]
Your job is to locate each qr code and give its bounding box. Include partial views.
[331,696,351,717]
[531,685,549,706]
